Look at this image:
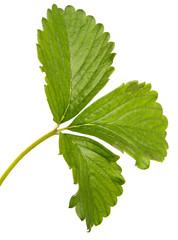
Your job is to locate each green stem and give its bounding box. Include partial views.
[0,125,59,186]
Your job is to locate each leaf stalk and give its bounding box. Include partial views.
[0,125,59,186]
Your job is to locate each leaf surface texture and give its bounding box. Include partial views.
[59,133,125,231]
[37,4,115,124]
[69,81,168,169]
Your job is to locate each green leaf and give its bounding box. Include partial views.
[59,133,125,231]
[37,4,115,124]
[69,81,168,169]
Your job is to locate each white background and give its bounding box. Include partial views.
[0,0,177,239]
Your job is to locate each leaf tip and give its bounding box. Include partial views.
[86,15,96,25]
[65,5,76,14]
[52,4,58,11]
[136,156,150,170]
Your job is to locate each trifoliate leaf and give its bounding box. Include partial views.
[37,4,115,124]
[59,133,125,231]
[69,81,168,169]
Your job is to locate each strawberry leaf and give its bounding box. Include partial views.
[37,4,115,124]
[59,133,125,231]
[69,81,168,169]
